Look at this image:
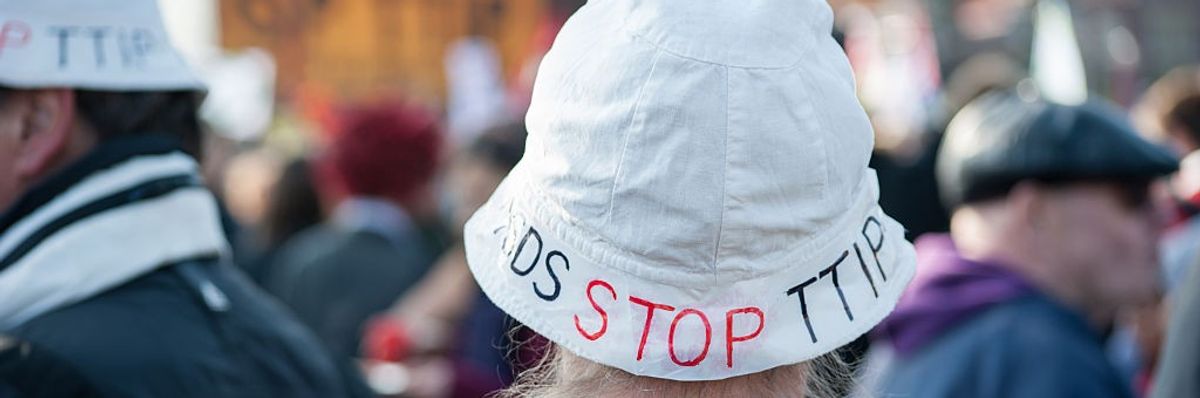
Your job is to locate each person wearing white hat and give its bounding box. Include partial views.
[462,0,917,396]
[0,1,368,396]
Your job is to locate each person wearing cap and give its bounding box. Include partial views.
[871,90,1177,398]
[461,1,918,396]
[0,1,368,396]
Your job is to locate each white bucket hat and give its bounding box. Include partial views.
[464,0,917,381]
[0,0,204,90]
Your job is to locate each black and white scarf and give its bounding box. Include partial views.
[0,138,229,329]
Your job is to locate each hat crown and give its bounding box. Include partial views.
[0,0,203,90]
[466,0,917,381]
[616,0,832,68]
[519,0,875,283]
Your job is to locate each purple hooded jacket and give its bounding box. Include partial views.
[875,234,1035,357]
[872,234,1133,398]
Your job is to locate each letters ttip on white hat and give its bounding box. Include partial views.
[0,0,203,90]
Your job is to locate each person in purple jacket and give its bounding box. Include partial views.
[869,89,1178,398]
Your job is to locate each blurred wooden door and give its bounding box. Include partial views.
[220,0,545,102]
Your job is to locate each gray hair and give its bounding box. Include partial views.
[495,343,853,398]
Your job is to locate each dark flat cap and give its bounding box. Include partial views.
[937,90,1179,207]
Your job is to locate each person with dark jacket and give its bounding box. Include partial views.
[869,90,1178,397]
[268,99,444,366]
[0,1,368,396]
[361,122,530,397]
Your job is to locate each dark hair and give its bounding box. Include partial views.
[74,90,203,157]
[1169,96,1200,147]
[468,122,528,172]
[262,158,322,248]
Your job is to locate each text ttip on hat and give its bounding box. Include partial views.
[500,216,890,369]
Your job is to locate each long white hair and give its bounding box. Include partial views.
[495,343,853,398]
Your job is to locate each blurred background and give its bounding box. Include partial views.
[151,0,1200,397]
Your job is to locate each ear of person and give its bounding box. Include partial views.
[16,89,76,180]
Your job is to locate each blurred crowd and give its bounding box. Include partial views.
[5,0,1200,397]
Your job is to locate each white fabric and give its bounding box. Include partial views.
[445,38,510,144]
[463,0,917,381]
[1031,0,1087,105]
[0,152,198,257]
[0,0,204,90]
[0,154,229,329]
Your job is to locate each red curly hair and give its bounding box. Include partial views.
[320,100,443,201]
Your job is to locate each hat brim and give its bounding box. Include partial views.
[464,170,916,381]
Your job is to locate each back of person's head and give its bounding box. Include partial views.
[466,122,527,173]
[0,0,206,211]
[941,52,1025,121]
[501,345,851,398]
[320,100,443,203]
[262,157,323,248]
[73,90,203,157]
[0,89,199,136]
[445,122,528,228]
[1134,66,1200,155]
[461,0,918,396]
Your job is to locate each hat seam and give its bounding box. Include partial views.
[618,24,813,71]
[712,65,732,274]
[606,48,666,227]
[792,60,833,208]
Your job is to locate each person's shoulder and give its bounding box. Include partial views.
[942,296,1104,363]
[5,267,233,396]
[0,335,100,397]
[12,261,369,398]
[885,296,1130,397]
[275,224,349,261]
[970,296,1128,394]
[278,225,410,267]
[10,266,216,356]
[267,225,356,291]
[974,296,1099,345]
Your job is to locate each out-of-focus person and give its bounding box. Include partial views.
[1154,255,1200,398]
[461,0,918,396]
[362,122,528,398]
[1134,66,1200,289]
[870,51,1025,240]
[219,148,282,266]
[870,90,1177,398]
[0,1,368,396]
[1141,66,1200,398]
[267,99,444,366]
[241,157,324,286]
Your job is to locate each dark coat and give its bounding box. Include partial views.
[268,224,439,363]
[876,236,1132,398]
[3,261,371,398]
[0,135,371,398]
[880,295,1132,398]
